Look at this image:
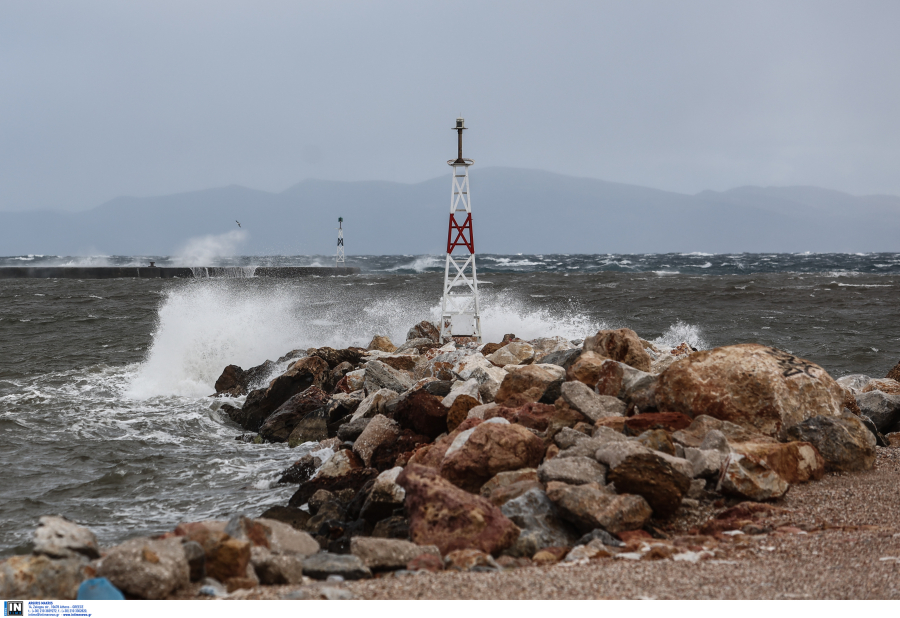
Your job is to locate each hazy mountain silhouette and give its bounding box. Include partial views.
[0,168,897,256]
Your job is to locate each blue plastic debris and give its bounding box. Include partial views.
[77,577,126,600]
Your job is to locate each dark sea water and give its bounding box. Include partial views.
[1,252,898,556]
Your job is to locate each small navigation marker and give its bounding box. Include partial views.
[336,217,345,267]
[439,117,481,343]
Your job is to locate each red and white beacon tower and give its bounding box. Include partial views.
[440,117,482,343]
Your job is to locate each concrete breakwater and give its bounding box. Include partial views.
[0,266,360,279]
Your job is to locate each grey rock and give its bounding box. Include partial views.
[337,417,371,442]
[699,429,731,453]
[360,467,406,523]
[783,411,877,472]
[181,540,206,582]
[560,381,625,421]
[423,380,454,397]
[352,414,400,467]
[856,390,900,431]
[553,427,593,449]
[350,388,399,421]
[575,528,625,548]
[33,516,100,560]
[97,537,190,599]
[395,337,433,354]
[350,537,440,570]
[538,456,607,486]
[539,348,583,371]
[500,488,579,552]
[363,361,415,394]
[251,547,306,585]
[684,447,726,478]
[301,553,372,580]
[687,478,707,499]
[858,415,890,447]
[836,374,872,395]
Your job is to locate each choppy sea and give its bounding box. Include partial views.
[1,252,898,556]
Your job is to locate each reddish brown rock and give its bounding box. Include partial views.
[655,344,844,436]
[494,365,558,408]
[440,422,546,492]
[393,389,449,439]
[311,346,365,369]
[367,335,397,353]
[731,441,825,484]
[594,417,627,433]
[842,388,862,415]
[517,402,561,431]
[480,342,506,356]
[407,320,441,343]
[397,464,520,556]
[406,553,444,572]
[624,412,693,434]
[446,394,481,432]
[566,351,608,388]
[887,361,900,382]
[583,328,652,372]
[352,414,400,467]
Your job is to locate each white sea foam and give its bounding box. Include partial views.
[126,283,306,398]
[387,255,442,272]
[653,321,708,350]
[172,230,247,266]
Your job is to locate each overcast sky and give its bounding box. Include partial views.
[1,1,898,212]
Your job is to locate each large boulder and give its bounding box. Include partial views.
[730,441,824,484]
[351,388,399,421]
[538,456,607,486]
[595,442,691,517]
[97,537,190,600]
[364,360,415,394]
[0,555,91,600]
[717,454,789,501]
[367,335,397,353]
[500,488,579,555]
[287,408,329,447]
[783,412,877,472]
[856,390,900,432]
[350,537,440,571]
[862,378,900,395]
[583,328,652,372]
[33,516,99,560]
[407,320,441,343]
[439,421,546,492]
[545,481,651,534]
[228,356,329,431]
[531,337,576,363]
[214,359,278,397]
[494,365,560,407]
[360,467,407,523]
[352,414,400,467]
[560,381,625,421]
[392,388,450,439]
[655,344,844,436]
[397,464,521,556]
[258,386,329,443]
[310,346,364,369]
[486,341,535,367]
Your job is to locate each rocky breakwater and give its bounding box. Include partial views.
[6,323,897,599]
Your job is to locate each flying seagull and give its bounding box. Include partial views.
[236,220,241,228]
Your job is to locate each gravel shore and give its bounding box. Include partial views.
[229,446,900,600]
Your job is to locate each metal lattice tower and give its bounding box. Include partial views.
[336,217,345,267]
[439,117,481,343]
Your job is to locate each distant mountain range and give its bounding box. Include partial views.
[1,168,898,255]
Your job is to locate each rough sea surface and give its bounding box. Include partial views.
[1,252,898,556]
